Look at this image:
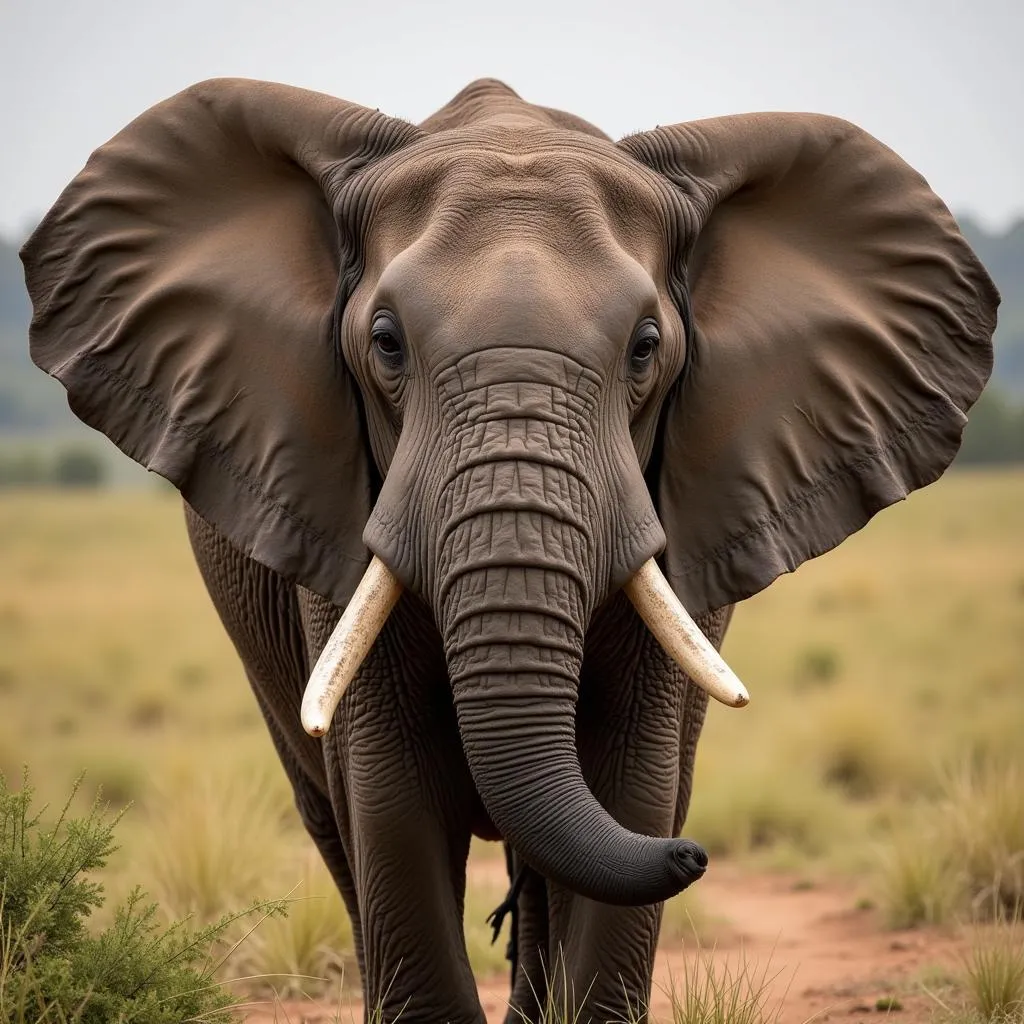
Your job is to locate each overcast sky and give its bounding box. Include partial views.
[1,0,1021,240]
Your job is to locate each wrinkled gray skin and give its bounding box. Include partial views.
[22,72,997,1024]
[182,90,729,1015]
[185,514,727,1021]
[181,88,730,1022]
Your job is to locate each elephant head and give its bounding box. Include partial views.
[22,78,997,907]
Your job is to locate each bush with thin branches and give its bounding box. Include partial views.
[0,771,284,1023]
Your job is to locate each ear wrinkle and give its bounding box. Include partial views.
[619,114,997,615]
[22,79,428,611]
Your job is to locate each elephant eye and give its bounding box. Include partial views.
[629,321,660,375]
[371,312,405,369]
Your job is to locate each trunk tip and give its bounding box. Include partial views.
[669,839,709,891]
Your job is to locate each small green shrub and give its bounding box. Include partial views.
[0,446,109,490]
[0,770,264,1023]
[52,448,107,489]
[795,644,841,687]
[0,451,46,487]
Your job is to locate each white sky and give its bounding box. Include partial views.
[1,0,1021,240]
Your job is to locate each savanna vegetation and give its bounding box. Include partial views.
[0,469,1021,1021]
[0,773,273,1023]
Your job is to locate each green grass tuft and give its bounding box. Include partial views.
[926,915,1024,1024]
[877,831,963,928]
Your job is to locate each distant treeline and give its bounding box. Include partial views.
[957,386,1024,464]
[0,445,108,488]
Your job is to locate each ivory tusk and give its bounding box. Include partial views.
[624,559,750,708]
[301,556,403,737]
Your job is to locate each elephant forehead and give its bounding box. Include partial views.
[352,130,676,370]
[363,127,671,272]
[373,239,660,371]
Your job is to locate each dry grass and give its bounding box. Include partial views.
[660,889,718,946]
[1,468,1022,994]
[689,469,1024,872]
[960,919,1024,1022]
[876,760,1024,928]
[642,947,788,1024]
[926,916,1024,1024]
[237,851,355,998]
[139,766,293,923]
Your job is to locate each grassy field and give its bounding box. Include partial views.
[1,469,1022,995]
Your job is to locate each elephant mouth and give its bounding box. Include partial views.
[299,554,748,737]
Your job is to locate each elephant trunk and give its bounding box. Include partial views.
[440,511,706,906]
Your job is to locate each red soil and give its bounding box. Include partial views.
[243,861,967,1023]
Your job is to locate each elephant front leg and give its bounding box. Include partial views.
[331,606,486,1024]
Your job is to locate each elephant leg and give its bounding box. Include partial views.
[543,596,731,1020]
[257,691,365,977]
[674,606,732,834]
[184,506,365,973]
[503,849,549,1024]
[321,595,485,1024]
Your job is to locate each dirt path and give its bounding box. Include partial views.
[244,861,966,1023]
[649,865,963,1023]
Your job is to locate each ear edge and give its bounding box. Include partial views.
[20,79,421,608]
[628,111,998,615]
[38,348,371,609]
[662,390,968,616]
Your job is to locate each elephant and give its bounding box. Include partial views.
[21,77,997,1022]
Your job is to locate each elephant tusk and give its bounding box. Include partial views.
[301,556,403,737]
[624,559,750,709]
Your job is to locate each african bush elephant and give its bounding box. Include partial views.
[22,78,997,1022]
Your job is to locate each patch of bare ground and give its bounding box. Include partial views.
[242,861,969,1023]
[649,863,966,1024]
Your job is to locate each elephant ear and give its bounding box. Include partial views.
[621,114,998,615]
[22,79,422,606]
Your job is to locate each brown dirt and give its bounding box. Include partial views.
[242,861,967,1023]
[649,864,964,1024]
